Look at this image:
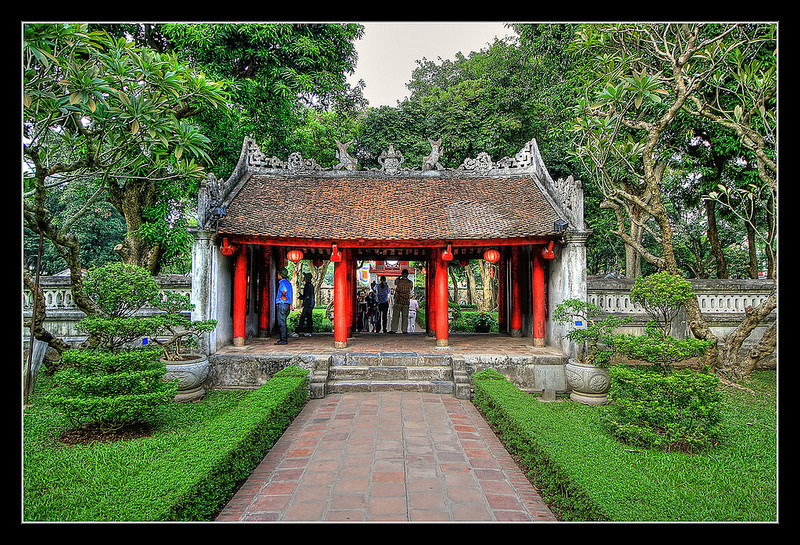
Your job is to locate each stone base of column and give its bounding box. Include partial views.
[511,329,522,337]
[436,338,449,348]
[335,341,348,349]
[233,337,245,347]
[534,337,545,348]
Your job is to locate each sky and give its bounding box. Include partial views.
[347,22,512,107]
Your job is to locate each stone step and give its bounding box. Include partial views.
[326,379,455,395]
[328,365,454,382]
[331,352,452,367]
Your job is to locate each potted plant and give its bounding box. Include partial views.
[473,311,497,333]
[149,291,217,402]
[553,298,630,405]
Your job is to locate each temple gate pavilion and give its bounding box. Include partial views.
[190,137,591,389]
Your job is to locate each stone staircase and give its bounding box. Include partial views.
[318,351,471,398]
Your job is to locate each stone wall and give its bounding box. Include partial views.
[587,277,776,345]
[23,275,192,349]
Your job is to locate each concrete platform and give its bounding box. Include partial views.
[208,332,568,398]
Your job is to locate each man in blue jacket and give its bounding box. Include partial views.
[275,267,293,345]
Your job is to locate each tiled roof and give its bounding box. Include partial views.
[217,174,563,241]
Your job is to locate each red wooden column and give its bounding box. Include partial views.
[259,247,271,337]
[532,251,546,347]
[333,247,349,348]
[434,249,449,347]
[427,258,435,337]
[233,245,248,347]
[497,252,506,333]
[510,246,522,336]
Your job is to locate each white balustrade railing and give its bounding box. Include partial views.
[587,278,775,317]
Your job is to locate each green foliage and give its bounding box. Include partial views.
[612,327,714,375]
[553,298,631,366]
[472,369,775,521]
[147,291,217,361]
[26,368,309,521]
[630,271,696,337]
[602,366,723,452]
[45,347,178,432]
[287,307,333,333]
[80,262,161,318]
[449,310,499,333]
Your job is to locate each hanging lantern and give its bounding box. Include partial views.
[287,249,304,263]
[442,244,453,261]
[541,241,555,259]
[483,249,500,263]
[330,243,342,263]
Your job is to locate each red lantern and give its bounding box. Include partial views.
[483,249,500,263]
[287,249,304,263]
[442,244,453,261]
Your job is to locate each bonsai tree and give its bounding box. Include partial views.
[614,272,713,375]
[553,298,630,366]
[629,271,695,338]
[148,291,217,361]
[44,263,178,434]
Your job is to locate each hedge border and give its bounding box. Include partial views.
[472,370,607,521]
[101,366,309,521]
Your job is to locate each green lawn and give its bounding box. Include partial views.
[23,369,777,522]
[474,369,778,521]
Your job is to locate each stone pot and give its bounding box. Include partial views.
[162,355,210,402]
[564,360,611,406]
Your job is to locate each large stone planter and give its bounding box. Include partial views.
[565,360,611,406]
[162,355,210,402]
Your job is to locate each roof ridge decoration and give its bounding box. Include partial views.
[197,137,585,231]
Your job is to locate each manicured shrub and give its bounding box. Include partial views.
[44,263,179,432]
[45,347,178,432]
[601,365,723,452]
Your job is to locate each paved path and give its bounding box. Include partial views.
[216,391,558,522]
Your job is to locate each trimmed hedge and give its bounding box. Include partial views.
[95,366,309,521]
[472,369,607,520]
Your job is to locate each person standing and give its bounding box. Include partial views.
[390,269,413,334]
[375,275,390,333]
[366,288,378,332]
[275,267,293,345]
[293,272,314,337]
[408,292,419,333]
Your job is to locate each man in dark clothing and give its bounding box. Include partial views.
[296,272,315,337]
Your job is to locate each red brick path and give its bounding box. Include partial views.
[216,391,558,522]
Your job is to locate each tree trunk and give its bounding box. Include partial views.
[715,287,777,378]
[107,179,163,275]
[624,221,643,279]
[465,263,477,307]
[705,199,728,279]
[448,265,459,303]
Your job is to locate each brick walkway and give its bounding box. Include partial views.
[216,390,558,522]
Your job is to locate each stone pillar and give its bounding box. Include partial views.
[191,229,217,355]
[549,230,592,355]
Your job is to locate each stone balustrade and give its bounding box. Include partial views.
[23,275,776,348]
[587,277,776,342]
[23,275,192,347]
